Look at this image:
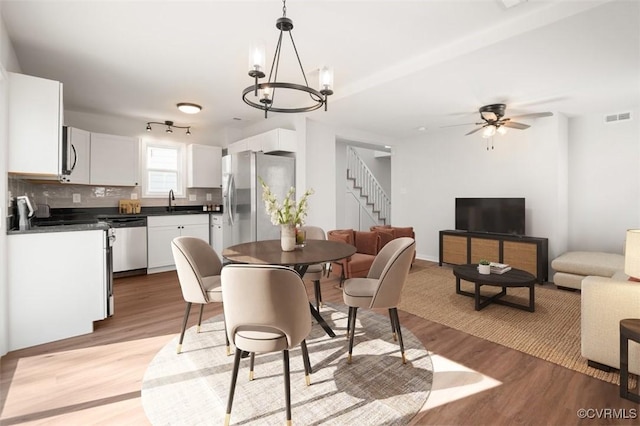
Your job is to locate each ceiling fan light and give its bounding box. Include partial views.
[497,126,508,135]
[482,125,496,138]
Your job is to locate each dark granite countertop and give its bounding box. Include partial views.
[7,205,223,234]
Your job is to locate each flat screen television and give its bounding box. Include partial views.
[455,197,525,236]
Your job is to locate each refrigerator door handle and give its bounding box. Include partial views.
[228,174,236,226]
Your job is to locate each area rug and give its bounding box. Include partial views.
[398,262,623,385]
[141,304,434,425]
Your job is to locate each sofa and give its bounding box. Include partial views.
[551,251,624,290]
[327,226,416,283]
[327,229,381,283]
[370,225,416,263]
[581,271,640,375]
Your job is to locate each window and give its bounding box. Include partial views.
[141,138,186,198]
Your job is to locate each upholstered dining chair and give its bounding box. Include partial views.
[299,225,327,312]
[221,264,312,426]
[342,237,416,364]
[171,236,229,355]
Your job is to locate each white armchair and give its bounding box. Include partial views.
[581,271,640,375]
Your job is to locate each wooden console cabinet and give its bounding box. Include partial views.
[439,230,548,283]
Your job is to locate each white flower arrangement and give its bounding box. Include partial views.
[259,177,314,226]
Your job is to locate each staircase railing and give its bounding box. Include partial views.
[346,146,391,224]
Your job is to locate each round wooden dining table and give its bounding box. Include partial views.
[222,239,356,338]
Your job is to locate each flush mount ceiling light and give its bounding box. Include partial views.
[146,120,191,135]
[177,103,202,114]
[242,0,334,118]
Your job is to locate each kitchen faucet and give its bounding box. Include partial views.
[168,189,175,212]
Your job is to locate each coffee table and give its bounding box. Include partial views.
[452,264,537,312]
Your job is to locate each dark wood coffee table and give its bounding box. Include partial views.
[452,264,537,312]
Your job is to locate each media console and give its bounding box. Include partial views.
[439,230,549,283]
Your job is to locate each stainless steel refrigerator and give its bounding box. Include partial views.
[221,151,295,249]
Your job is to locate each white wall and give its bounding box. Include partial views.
[0,7,21,356]
[392,114,569,263]
[567,110,640,252]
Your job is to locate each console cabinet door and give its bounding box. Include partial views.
[503,241,538,277]
[442,235,467,264]
[90,132,139,186]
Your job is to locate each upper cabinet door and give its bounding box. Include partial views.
[187,144,222,188]
[8,73,63,176]
[90,132,140,186]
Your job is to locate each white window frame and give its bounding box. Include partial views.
[141,138,187,198]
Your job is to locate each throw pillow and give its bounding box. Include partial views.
[354,231,379,256]
[393,227,414,238]
[376,229,395,249]
[329,231,353,245]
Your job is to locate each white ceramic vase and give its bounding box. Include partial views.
[280,224,296,252]
[478,264,491,275]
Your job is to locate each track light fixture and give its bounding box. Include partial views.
[146,120,191,135]
[242,0,334,118]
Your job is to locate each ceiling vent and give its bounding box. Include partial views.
[604,112,632,123]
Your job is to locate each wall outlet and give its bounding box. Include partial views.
[189,194,196,202]
[72,193,81,203]
[206,193,212,201]
[131,193,138,200]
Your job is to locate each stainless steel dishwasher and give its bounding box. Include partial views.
[105,216,148,277]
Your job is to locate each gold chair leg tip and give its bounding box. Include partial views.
[226,346,231,356]
[196,325,201,333]
[347,354,352,364]
[224,413,231,426]
[305,374,311,386]
[286,420,292,426]
[249,371,254,381]
[176,344,182,354]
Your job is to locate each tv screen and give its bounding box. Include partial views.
[455,198,525,235]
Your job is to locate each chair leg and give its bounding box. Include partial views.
[223,316,231,356]
[346,306,354,340]
[224,348,242,426]
[347,307,358,364]
[388,308,397,341]
[300,339,312,385]
[391,308,406,364]
[314,280,321,312]
[197,304,204,333]
[249,352,256,381]
[283,349,292,425]
[177,302,192,354]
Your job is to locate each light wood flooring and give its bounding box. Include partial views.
[1,260,638,425]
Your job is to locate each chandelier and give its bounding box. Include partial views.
[242,0,334,118]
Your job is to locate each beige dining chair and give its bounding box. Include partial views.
[171,236,229,355]
[299,225,327,312]
[343,237,416,364]
[221,264,312,426]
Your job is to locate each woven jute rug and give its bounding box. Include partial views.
[141,303,434,425]
[398,261,623,385]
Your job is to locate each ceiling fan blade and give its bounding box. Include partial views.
[480,111,497,121]
[508,112,553,120]
[465,127,485,136]
[441,121,484,128]
[502,121,530,130]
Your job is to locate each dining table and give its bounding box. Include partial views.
[222,239,357,338]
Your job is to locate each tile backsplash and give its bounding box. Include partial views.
[8,177,222,210]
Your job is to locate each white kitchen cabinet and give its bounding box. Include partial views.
[7,229,107,351]
[227,128,296,154]
[147,214,210,273]
[90,132,140,186]
[187,144,222,188]
[8,72,63,176]
[260,128,296,153]
[60,127,91,184]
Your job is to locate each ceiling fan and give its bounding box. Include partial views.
[465,104,553,137]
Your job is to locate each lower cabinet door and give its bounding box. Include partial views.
[147,226,180,269]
